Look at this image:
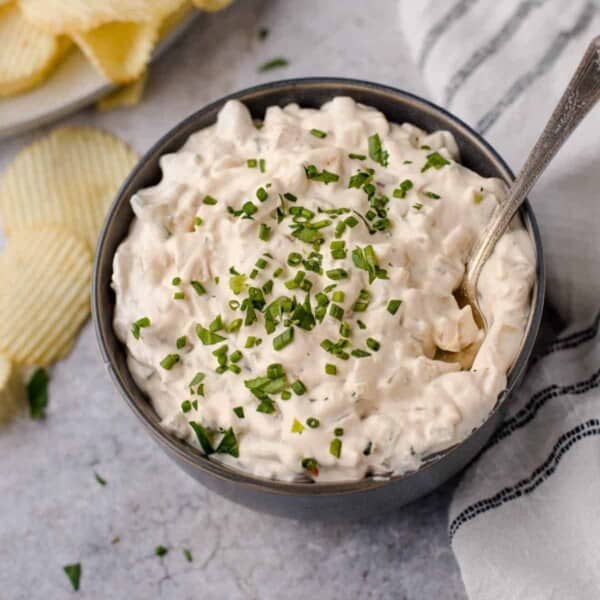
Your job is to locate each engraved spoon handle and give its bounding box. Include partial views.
[465,36,600,299]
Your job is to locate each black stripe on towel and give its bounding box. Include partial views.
[418,0,481,69]
[449,419,600,539]
[487,368,600,450]
[477,1,597,133]
[536,312,600,361]
[443,0,550,106]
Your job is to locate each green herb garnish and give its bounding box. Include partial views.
[196,325,226,345]
[155,546,168,557]
[304,164,340,184]
[310,128,327,138]
[176,336,187,349]
[329,438,342,458]
[191,281,206,296]
[27,368,49,419]
[273,327,294,351]
[387,299,402,315]
[203,195,218,205]
[325,363,337,375]
[233,406,245,418]
[421,151,450,172]
[131,316,151,339]
[183,549,193,562]
[63,563,81,591]
[259,57,289,71]
[393,179,413,199]
[160,354,180,370]
[94,472,107,486]
[368,133,389,167]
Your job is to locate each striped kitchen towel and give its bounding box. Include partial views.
[398,2,600,599]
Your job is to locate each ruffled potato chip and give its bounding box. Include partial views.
[0,2,70,97]
[0,226,92,366]
[72,20,158,83]
[18,0,186,33]
[0,126,138,250]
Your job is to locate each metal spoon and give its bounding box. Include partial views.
[462,36,600,332]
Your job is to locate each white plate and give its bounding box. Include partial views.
[0,12,199,140]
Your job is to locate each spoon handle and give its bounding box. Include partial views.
[467,36,600,288]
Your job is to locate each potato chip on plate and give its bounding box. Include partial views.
[96,71,148,111]
[0,353,25,423]
[72,20,158,83]
[0,226,92,366]
[18,0,186,33]
[0,2,70,97]
[0,126,138,250]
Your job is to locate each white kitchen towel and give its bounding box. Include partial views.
[398,2,600,599]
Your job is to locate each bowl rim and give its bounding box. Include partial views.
[92,77,545,496]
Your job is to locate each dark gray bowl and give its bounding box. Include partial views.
[92,78,545,520]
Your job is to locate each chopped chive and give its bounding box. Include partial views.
[176,336,187,349]
[306,417,320,428]
[403,160,413,164]
[421,151,450,173]
[94,472,107,486]
[357,320,367,330]
[228,299,240,310]
[310,128,327,138]
[366,337,380,351]
[172,276,182,286]
[259,223,271,241]
[160,354,180,370]
[247,158,258,168]
[155,545,168,557]
[351,349,370,358]
[245,336,258,348]
[203,195,218,205]
[228,364,241,374]
[425,191,440,199]
[291,418,305,433]
[209,315,224,332]
[273,327,294,351]
[233,406,245,418]
[339,322,352,338]
[191,280,206,296]
[349,153,367,160]
[259,57,289,72]
[329,303,344,321]
[194,216,204,227]
[173,291,185,300]
[326,268,348,281]
[226,318,242,333]
[329,438,342,458]
[393,179,413,199]
[387,299,402,315]
[189,372,205,387]
[413,203,424,210]
[196,325,226,345]
[273,267,284,278]
[474,192,484,204]
[332,291,345,303]
[304,164,340,184]
[131,316,150,339]
[267,363,285,379]
[256,187,268,202]
[63,564,81,591]
[287,252,302,266]
[334,427,344,436]
[325,363,337,375]
[230,350,243,363]
[181,400,192,413]
[283,192,297,202]
[368,133,389,167]
[291,380,306,395]
[259,158,266,173]
[229,273,247,295]
[183,549,193,562]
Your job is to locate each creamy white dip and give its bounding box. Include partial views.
[112,97,535,482]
